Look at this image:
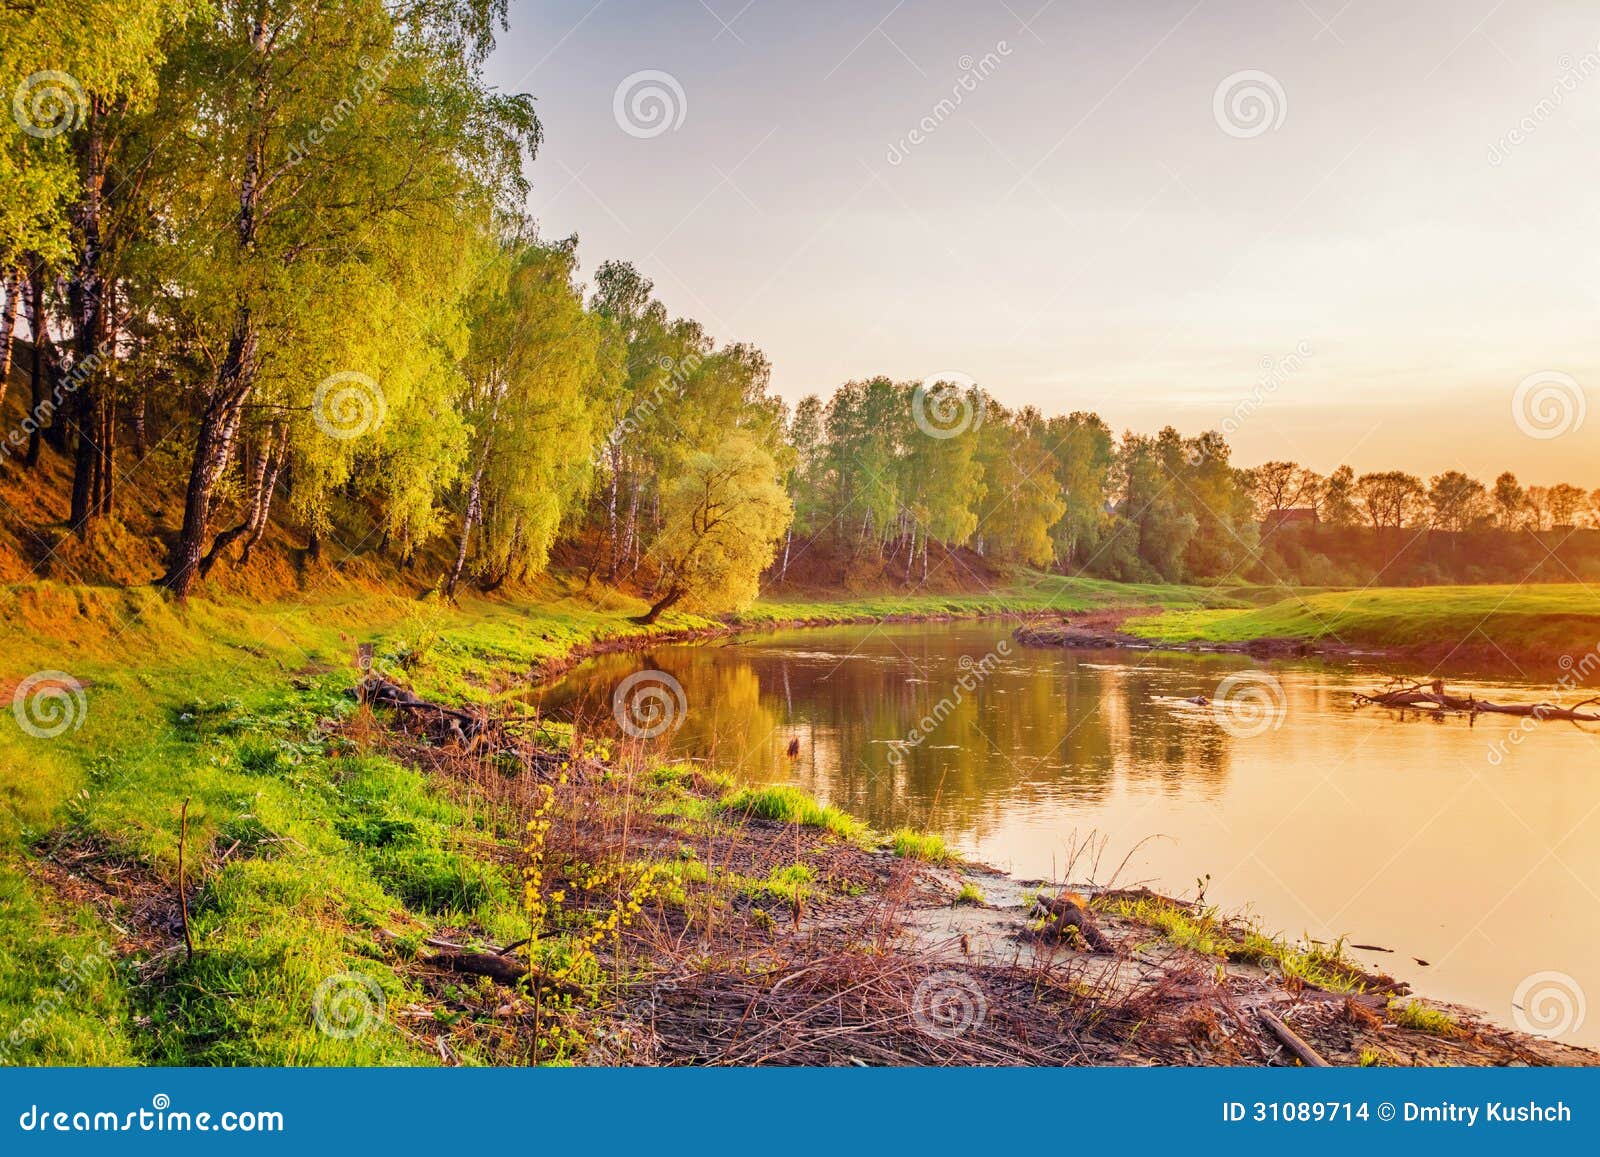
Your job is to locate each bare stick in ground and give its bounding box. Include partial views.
[178,797,195,961]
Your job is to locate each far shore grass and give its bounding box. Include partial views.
[1123,583,1600,660]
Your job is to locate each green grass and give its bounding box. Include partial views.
[1388,1000,1461,1036]
[1125,583,1600,658]
[1100,895,1370,994]
[716,785,869,842]
[743,862,817,904]
[889,827,955,863]
[738,570,1234,627]
[954,881,986,906]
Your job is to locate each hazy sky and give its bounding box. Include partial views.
[486,0,1600,483]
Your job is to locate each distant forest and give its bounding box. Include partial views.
[4,2,1596,612]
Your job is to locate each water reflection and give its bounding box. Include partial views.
[536,621,1600,1047]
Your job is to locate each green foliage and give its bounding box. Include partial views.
[1102,894,1369,994]
[717,785,867,842]
[644,433,793,619]
[889,828,954,863]
[1388,1000,1460,1036]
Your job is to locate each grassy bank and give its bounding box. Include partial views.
[1122,584,1600,666]
[0,571,1207,1065]
[744,571,1239,626]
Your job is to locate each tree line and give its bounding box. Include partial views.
[783,390,1600,589]
[2,1,789,617]
[4,2,1596,613]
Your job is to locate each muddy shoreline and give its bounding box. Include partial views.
[492,607,1599,1064]
[367,682,1598,1064]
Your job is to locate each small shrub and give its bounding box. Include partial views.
[889,828,953,863]
[717,786,866,842]
[1388,1000,1460,1036]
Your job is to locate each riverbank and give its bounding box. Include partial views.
[1,576,1591,1066]
[1113,585,1600,671]
[0,573,1203,1064]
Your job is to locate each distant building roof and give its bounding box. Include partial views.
[1262,507,1318,532]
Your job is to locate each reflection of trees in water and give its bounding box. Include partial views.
[538,631,1243,839]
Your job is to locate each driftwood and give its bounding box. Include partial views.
[353,675,490,743]
[1030,892,1113,952]
[1258,1008,1330,1067]
[1355,678,1600,722]
[377,930,584,997]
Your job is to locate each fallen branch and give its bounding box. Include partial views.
[1258,1008,1330,1067]
[353,676,491,743]
[1355,678,1600,722]
[423,949,583,997]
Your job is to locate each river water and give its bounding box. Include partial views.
[536,619,1599,1047]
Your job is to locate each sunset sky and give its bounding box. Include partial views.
[487,0,1600,484]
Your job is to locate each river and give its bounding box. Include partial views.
[536,619,1599,1047]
